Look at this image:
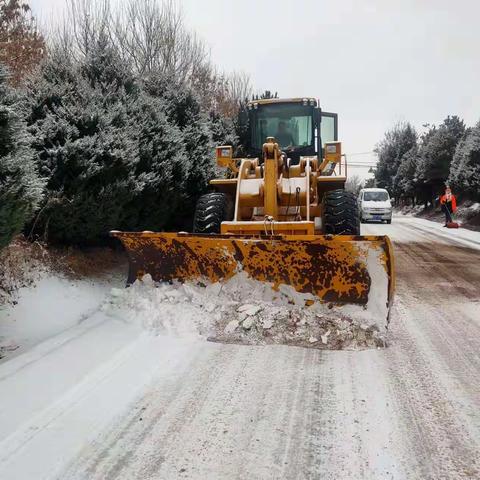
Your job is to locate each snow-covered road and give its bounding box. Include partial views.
[0,215,479,479]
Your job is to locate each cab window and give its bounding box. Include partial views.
[252,104,314,149]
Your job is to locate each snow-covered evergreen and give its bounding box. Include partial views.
[449,122,480,200]
[392,146,418,198]
[374,122,417,194]
[25,39,234,244]
[0,64,44,249]
[415,116,465,185]
[375,116,474,205]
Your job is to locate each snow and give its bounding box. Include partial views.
[0,274,116,361]
[104,269,390,350]
[0,214,479,479]
[0,272,200,480]
[380,213,480,250]
[0,331,199,480]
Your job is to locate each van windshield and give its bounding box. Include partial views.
[364,191,389,201]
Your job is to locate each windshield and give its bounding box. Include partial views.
[364,191,389,201]
[251,104,314,150]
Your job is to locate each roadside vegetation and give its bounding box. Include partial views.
[0,0,253,250]
[373,117,480,208]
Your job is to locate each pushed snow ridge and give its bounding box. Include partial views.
[103,273,389,350]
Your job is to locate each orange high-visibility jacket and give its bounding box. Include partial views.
[440,194,457,212]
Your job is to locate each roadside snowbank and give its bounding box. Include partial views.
[398,201,480,231]
[0,239,126,360]
[104,272,389,350]
[394,213,480,251]
[0,275,116,359]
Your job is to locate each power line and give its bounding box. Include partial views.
[348,162,377,165]
[345,151,376,156]
[347,163,378,166]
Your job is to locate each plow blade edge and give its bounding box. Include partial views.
[111,232,395,307]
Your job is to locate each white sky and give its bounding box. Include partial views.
[30,0,480,179]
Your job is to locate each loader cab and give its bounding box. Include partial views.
[244,98,338,164]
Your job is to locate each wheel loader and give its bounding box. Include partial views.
[112,98,394,314]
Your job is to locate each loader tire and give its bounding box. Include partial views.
[323,189,360,235]
[193,193,232,234]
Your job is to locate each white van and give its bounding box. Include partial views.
[358,188,392,224]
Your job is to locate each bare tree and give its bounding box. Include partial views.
[210,70,252,118]
[48,0,111,62]
[112,0,210,83]
[48,0,251,120]
[228,71,252,105]
[69,0,110,56]
[0,0,46,85]
[345,174,364,196]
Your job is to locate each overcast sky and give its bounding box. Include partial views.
[30,0,480,179]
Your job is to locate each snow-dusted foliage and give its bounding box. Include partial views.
[1,0,241,246]
[24,41,223,244]
[392,147,418,197]
[415,116,465,184]
[374,122,417,194]
[0,64,44,249]
[449,122,480,200]
[154,80,217,221]
[375,116,472,205]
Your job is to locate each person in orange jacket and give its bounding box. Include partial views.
[439,186,457,226]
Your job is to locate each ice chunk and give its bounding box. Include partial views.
[224,320,239,334]
[242,317,254,329]
[237,304,262,316]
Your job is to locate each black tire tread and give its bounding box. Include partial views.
[193,193,232,234]
[323,189,360,235]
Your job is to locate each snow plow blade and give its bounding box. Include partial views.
[111,232,395,309]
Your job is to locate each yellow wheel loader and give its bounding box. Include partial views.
[112,98,394,315]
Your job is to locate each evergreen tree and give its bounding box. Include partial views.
[448,122,480,200]
[416,116,465,185]
[154,80,217,221]
[393,146,419,199]
[26,43,193,244]
[0,63,43,249]
[26,46,139,244]
[25,39,225,244]
[374,122,417,194]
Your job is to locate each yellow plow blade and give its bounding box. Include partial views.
[111,232,395,309]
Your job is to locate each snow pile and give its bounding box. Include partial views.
[103,273,389,350]
[0,239,127,360]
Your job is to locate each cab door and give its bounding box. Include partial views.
[321,112,338,143]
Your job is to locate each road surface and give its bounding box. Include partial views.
[0,215,479,479]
